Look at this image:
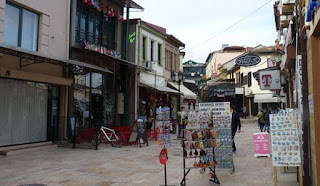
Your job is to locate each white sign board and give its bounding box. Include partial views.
[259,70,281,90]
[270,110,302,167]
[199,102,230,115]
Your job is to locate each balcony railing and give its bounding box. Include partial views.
[75,27,115,50]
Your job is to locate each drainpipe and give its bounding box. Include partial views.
[123,1,131,126]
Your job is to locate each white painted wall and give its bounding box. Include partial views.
[0,0,70,59]
[240,53,282,97]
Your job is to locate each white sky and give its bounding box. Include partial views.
[130,0,277,63]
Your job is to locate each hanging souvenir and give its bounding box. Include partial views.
[115,10,120,18]
[107,7,114,17]
[91,0,96,7]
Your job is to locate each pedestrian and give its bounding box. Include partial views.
[257,110,266,132]
[178,107,187,138]
[230,105,241,152]
[188,100,192,110]
[265,109,270,133]
[192,99,196,110]
[242,105,247,119]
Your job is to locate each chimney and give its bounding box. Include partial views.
[222,44,229,49]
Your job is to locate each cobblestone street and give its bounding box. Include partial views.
[0,120,299,186]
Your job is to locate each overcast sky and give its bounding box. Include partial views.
[130,0,277,63]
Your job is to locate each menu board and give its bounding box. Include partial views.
[270,110,302,166]
[156,107,171,147]
[137,120,148,144]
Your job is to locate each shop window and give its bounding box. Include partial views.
[248,72,252,87]
[158,44,161,65]
[142,37,146,62]
[76,1,116,50]
[240,73,244,86]
[4,2,39,51]
[150,40,154,62]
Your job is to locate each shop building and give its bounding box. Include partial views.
[296,0,320,184]
[205,45,245,80]
[127,19,180,128]
[0,0,73,146]
[207,56,244,113]
[68,0,144,139]
[239,45,285,116]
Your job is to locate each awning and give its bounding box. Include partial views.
[0,43,113,74]
[254,94,284,103]
[168,82,197,100]
[140,83,179,94]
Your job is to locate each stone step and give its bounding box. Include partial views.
[0,142,57,156]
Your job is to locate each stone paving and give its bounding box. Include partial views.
[0,120,300,186]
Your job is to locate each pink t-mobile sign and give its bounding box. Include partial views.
[253,133,270,157]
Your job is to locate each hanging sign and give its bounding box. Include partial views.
[259,70,281,90]
[236,54,261,67]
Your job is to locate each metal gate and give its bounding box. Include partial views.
[0,78,48,146]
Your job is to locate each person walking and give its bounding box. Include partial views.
[188,100,192,110]
[178,107,187,138]
[265,109,270,133]
[192,99,196,110]
[230,106,241,152]
[257,110,266,132]
[242,105,247,119]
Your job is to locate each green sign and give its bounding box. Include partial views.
[129,32,136,44]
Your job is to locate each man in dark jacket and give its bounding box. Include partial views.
[231,106,241,152]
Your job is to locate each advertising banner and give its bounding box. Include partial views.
[253,132,270,157]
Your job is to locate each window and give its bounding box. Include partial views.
[248,72,252,87]
[142,37,146,61]
[4,3,39,51]
[150,40,154,62]
[76,1,116,50]
[176,55,180,72]
[171,52,175,71]
[158,44,161,65]
[240,73,244,86]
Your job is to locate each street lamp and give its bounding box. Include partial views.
[178,72,185,113]
[171,70,176,82]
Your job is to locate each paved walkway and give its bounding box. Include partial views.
[0,120,300,186]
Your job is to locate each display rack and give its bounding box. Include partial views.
[212,115,235,173]
[180,110,220,185]
[156,107,171,147]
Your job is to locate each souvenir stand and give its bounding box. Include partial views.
[180,110,220,186]
[200,102,235,174]
[270,109,303,186]
[156,107,172,186]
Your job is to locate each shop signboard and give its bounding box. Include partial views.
[270,110,302,167]
[199,102,230,115]
[236,54,261,67]
[259,70,281,90]
[253,132,270,157]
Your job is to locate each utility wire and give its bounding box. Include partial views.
[185,0,273,52]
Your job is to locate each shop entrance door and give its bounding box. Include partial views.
[47,86,60,142]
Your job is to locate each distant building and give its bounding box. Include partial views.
[205,45,246,79]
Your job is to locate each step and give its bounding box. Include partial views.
[0,142,57,156]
